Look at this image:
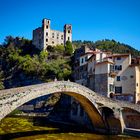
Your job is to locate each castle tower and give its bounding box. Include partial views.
[42,18,51,50]
[42,18,51,29]
[33,19,72,51]
[64,24,72,46]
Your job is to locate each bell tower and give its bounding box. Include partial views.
[42,18,51,50]
[42,18,51,30]
[64,24,72,46]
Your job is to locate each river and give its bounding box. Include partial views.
[0,117,139,140]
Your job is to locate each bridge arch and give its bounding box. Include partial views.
[0,81,140,134]
[121,107,140,129]
[0,81,108,132]
[100,107,121,133]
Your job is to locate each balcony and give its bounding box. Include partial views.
[103,58,114,63]
[96,58,114,65]
[109,71,117,77]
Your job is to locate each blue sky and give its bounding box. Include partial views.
[0,0,140,50]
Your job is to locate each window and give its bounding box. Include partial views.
[46,32,48,36]
[109,84,114,92]
[85,56,88,61]
[57,34,59,39]
[52,33,54,38]
[100,53,103,61]
[116,76,121,81]
[46,38,48,42]
[115,65,122,70]
[52,41,54,44]
[68,30,71,33]
[68,37,70,41]
[130,75,134,78]
[110,65,114,72]
[119,65,122,70]
[115,87,122,93]
[81,58,84,64]
[46,25,48,29]
[117,57,121,60]
[61,35,63,40]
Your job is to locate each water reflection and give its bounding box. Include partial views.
[0,117,139,140]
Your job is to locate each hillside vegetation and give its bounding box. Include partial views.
[73,39,140,56]
[0,36,140,90]
[0,36,73,89]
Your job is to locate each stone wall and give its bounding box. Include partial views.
[94,73,108,96]
[88,74,95,91]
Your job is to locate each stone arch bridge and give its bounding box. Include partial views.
[0,81,140,134]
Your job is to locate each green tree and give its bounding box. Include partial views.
[39,51,48,61]
[65,41,73,55]
[55,45,65,53]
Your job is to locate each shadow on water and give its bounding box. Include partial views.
[0,117,139,140]
[0,129,76,140]
[0,130,138,140]
[0,117,92,140]
[32,117,92,132]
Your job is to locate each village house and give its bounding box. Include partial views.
[73,46,140,103]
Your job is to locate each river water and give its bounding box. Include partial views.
[0,117,139,140]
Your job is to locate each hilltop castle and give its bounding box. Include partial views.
[32,18,72,50]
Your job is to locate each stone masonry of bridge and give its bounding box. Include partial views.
[0,81,140,134]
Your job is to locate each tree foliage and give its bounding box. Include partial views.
[73,39,140,56]
[1,35,139,89]
[65,41,73,55]
[0,36,72,89]
[55,45,65,54]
